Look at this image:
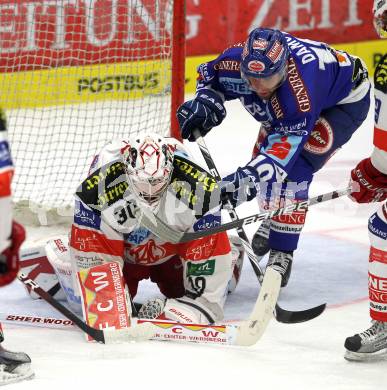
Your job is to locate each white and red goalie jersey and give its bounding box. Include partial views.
[70,138,234,329]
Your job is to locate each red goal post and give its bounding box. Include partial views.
[0,0,186,217]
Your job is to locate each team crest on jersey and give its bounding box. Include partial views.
[127,239,168,265]
[304,117,334,155]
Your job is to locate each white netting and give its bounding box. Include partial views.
[0,0,178,216]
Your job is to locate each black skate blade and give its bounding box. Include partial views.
[275,303,326,324]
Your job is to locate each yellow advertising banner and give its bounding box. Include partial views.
[0,60,171,109]
[0,40,385,109]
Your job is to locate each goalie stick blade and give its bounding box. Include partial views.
[275,303,326,324]
[235,268,281,346]
[136,319,240,345]
[102,322,155,344]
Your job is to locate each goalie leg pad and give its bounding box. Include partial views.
[19,239,66,301]
[77,262,132,341]
[45,237,82,313]
[227,235,245,294]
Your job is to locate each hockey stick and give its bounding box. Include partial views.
[7,267,281,347]
[192,129,327,323]
[0,309,238,345]
[135,187,351,244]
[139,267,281,346]
[17,272,154,344]
[0,312,75,329]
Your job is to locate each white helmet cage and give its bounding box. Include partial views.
[121,134,175,205]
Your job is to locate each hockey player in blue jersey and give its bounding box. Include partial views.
[177,28,371,286]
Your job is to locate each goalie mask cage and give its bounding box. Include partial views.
[0,0,185,216]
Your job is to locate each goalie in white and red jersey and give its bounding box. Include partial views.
[45,133,241,333]
[0,109,34,385]
[344,1,387,362]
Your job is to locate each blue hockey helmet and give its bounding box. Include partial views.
[241,28,289,79]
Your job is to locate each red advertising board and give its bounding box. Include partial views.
[186,0,377,55]
[0,0,378,72]
[0,0,172,72]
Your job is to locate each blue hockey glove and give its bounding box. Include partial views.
[177,89,226,141]
[221,166,260,208]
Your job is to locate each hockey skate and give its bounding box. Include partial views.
[251,220,271,261]
[0,346,34,386]
[344,320,387,361]
[266,249,293,287]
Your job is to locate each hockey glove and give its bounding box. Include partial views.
[177,89,226,141]
[221,166,260,208]
[349,157,387,203]
[138,297,220,324]
[0,221,25,286]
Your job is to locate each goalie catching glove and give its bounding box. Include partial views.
[177,89,226,141]
[138,296,223,324]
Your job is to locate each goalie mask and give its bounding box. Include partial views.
[121,134,175,205]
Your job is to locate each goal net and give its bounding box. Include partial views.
[0,0,185,220]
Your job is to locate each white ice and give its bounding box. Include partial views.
[1,97,387,390]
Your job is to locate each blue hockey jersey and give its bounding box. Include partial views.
[195,33,370,184]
